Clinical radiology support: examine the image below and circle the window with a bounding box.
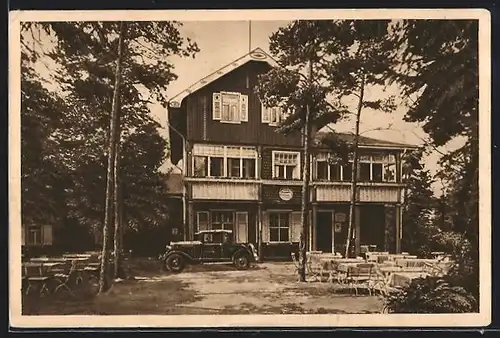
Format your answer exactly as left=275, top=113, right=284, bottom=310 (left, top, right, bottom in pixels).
left=315, top=152, right=396, bottom=182
left=315, top=153, right=351, bottom=181
left=27, top=226, right=41, bottom=245
left=272, top=151, right=300, bottom=179
left=210, top=156, right=224, bottom=177
left=192, top=144, right=257, bottom=179
left=212, top=92, right=248, bottom=123
left=211, top=211, right=234, bottom=232
left=193, top=156, right=208, bottom=177
left=343, top=163, right=353, bottom=181
left=317, top=160, right=328, bottom=180
left=269, top=212, right=290, bottom=242
left=358, top=153, right=397, bottom=182
left=261, top=104, right=286, bottom=126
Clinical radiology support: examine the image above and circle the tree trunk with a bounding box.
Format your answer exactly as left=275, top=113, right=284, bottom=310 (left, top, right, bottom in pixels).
left=298, top=59, right=313, bottom=282
left=99, top=21, right=126, bottom=294
left=298, top=103, right=312, bottom=282
left=345, top=73, right=365, bottom=258
left=113, top=136, right=124, bottom=279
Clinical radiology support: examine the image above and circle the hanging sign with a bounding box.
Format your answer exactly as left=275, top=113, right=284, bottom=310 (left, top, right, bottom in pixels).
left=334, top=223, right=342, bottom=233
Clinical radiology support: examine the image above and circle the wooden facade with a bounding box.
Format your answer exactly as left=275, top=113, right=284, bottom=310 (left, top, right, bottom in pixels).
left=167, top=48, right=418, bottom=259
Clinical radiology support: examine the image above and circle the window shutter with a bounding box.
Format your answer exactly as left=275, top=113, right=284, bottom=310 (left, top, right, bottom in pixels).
left=21, top=226, right=25, bottom=246
left=261, top=103, right=270, bottom=123
left=290, top=212, right=301, bottom=243
left=235, top=212, right=248, bottom=243
left=42, top=225, right=53, bottom=246
left=197, top=211, right=210, bottom=232
left=240, top=94, right=248, bottom=122
left=212, top=93, right=221, bottom=120
left=262, top=212, right=270, bottom=242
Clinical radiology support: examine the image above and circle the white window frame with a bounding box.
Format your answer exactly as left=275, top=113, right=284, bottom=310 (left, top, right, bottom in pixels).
left=261, top=103, right=286, bottom=126
left=358, top=154, right=397, bottom=182
left=268, top=211, right=291, bottom=243
left=315, top=152, right=349, bottom=181
left=192, top=144, right=258, bottom=179
left=213, top=91, right=249, bottom=124
left=272, top=150, right=301, bottom=180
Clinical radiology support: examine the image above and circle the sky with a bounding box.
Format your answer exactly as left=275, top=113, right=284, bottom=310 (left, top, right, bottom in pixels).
left=29, top=20, right=466, bottom=195
left=150, top=21, right=464, bottom=195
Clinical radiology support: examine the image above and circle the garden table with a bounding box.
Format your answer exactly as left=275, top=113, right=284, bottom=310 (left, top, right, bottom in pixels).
left=389, top=271, right=429, bottom=288
left=30, top=257, right=68, bottom=263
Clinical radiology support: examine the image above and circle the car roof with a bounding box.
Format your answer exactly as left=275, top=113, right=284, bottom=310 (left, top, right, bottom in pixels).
left=195, top=229, right=233, bottom=234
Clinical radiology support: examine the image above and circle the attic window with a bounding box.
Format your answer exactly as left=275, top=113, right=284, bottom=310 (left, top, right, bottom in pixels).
left=261, top=105, right=286, bottom=126
left=212, top=92, right=248, bottom=123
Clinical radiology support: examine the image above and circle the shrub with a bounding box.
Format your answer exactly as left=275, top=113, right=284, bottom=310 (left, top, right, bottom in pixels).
left=384, top=276, right=477, bottom=313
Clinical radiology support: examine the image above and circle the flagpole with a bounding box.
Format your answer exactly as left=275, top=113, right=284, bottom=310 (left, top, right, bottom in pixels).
left=248, top=20, right=252, bottom=52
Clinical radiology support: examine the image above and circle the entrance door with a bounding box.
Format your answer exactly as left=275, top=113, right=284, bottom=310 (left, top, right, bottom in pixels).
left=316, top=211, right=334, bottom=253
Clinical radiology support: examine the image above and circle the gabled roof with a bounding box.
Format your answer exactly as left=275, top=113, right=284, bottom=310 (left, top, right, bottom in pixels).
left=168, top=47, right=278, bottom=108
left=314, top=131, right=420, bottom=149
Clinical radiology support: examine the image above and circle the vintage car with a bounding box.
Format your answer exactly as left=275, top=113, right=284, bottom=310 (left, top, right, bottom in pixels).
left=159, top=229, right=259, bottom=273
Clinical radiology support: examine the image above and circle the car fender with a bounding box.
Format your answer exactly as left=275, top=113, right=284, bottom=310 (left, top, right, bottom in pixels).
left=232, top=248, right=253, bottom=262
left=164, top=250, right=195, bottom=263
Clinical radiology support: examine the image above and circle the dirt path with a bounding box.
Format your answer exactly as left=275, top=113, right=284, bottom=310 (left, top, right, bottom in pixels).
left=165, top=262, right=383, bottom=314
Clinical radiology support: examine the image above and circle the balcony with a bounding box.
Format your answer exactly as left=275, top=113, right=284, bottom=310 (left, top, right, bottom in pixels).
left=187, top=178, right=259, bottom=201
left=314, top=182, right=403, bottom=203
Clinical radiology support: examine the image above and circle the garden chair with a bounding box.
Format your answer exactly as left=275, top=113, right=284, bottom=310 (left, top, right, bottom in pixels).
left=345, top=263, right=375, bottom=296
left=422, top=261, right=449, bottom=277
left=325, top=260, right=345, bottom=285
left=376, top=255, right=390, bottom=264
left=370, top=265, right=397, bottom=296
left=306, top=252, right=324, bottom=282
left=290, top=253, right=300, bottom=279
left=24, top=264, right=51, bottom=297
left=52, top=260, right=77, bottom=296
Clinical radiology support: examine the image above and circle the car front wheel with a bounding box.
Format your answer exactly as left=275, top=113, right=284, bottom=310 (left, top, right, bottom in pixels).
left=165, top=254, right=185, bottom=273
left=233, top=254, right=250, bottom=270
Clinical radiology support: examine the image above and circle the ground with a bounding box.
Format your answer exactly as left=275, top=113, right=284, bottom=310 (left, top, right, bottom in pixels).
left=22, top=260, right=384, bottom=315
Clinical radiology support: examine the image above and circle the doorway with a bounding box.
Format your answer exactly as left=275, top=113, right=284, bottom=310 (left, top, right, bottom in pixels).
left=316, top=211, right=334, bottom=253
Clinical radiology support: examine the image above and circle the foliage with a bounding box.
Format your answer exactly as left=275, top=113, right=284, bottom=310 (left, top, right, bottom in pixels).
left=388, top=19, right=479, bottom=304
left=256, top=20, right=396, bottom=138
left=385, top=276, right=478, bottom=313
left=20, top=47, right=71, bottom=228
left=20, top=22, right=198, bottom=238
left=387, top=20, right=478, bottom=146
left=401, top=149, right=437, bottom=256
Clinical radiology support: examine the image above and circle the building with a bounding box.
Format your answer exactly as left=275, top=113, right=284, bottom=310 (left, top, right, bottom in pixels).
left=167, top=48, right=418, bottom=259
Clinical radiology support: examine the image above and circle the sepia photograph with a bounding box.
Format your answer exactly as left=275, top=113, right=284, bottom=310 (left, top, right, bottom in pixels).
left=8, top=9, right=491, bottom=328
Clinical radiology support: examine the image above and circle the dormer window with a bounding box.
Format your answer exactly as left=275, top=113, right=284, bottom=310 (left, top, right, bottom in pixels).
left=212, top=92, right=248, bottom=123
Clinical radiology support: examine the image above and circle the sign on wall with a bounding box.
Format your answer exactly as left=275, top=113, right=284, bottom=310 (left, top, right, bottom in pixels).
left=334, top=223, right=342, bottom=233
left=278, top=188, right=294, bottom=201
left=335, top=213, right=346, bottom=222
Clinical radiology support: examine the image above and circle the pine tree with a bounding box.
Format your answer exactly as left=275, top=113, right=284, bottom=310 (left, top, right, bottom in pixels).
left=387, top=19, right=479, bottom=301
left=256, top=20, right=396, bottom=279
left=21, top=22, right=199, bottom=288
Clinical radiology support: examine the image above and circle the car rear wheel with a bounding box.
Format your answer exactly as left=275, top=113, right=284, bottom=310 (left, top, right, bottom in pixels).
left=233, top=254, right=250, bottom=270
left=165, top=254, right=185, bottom=273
